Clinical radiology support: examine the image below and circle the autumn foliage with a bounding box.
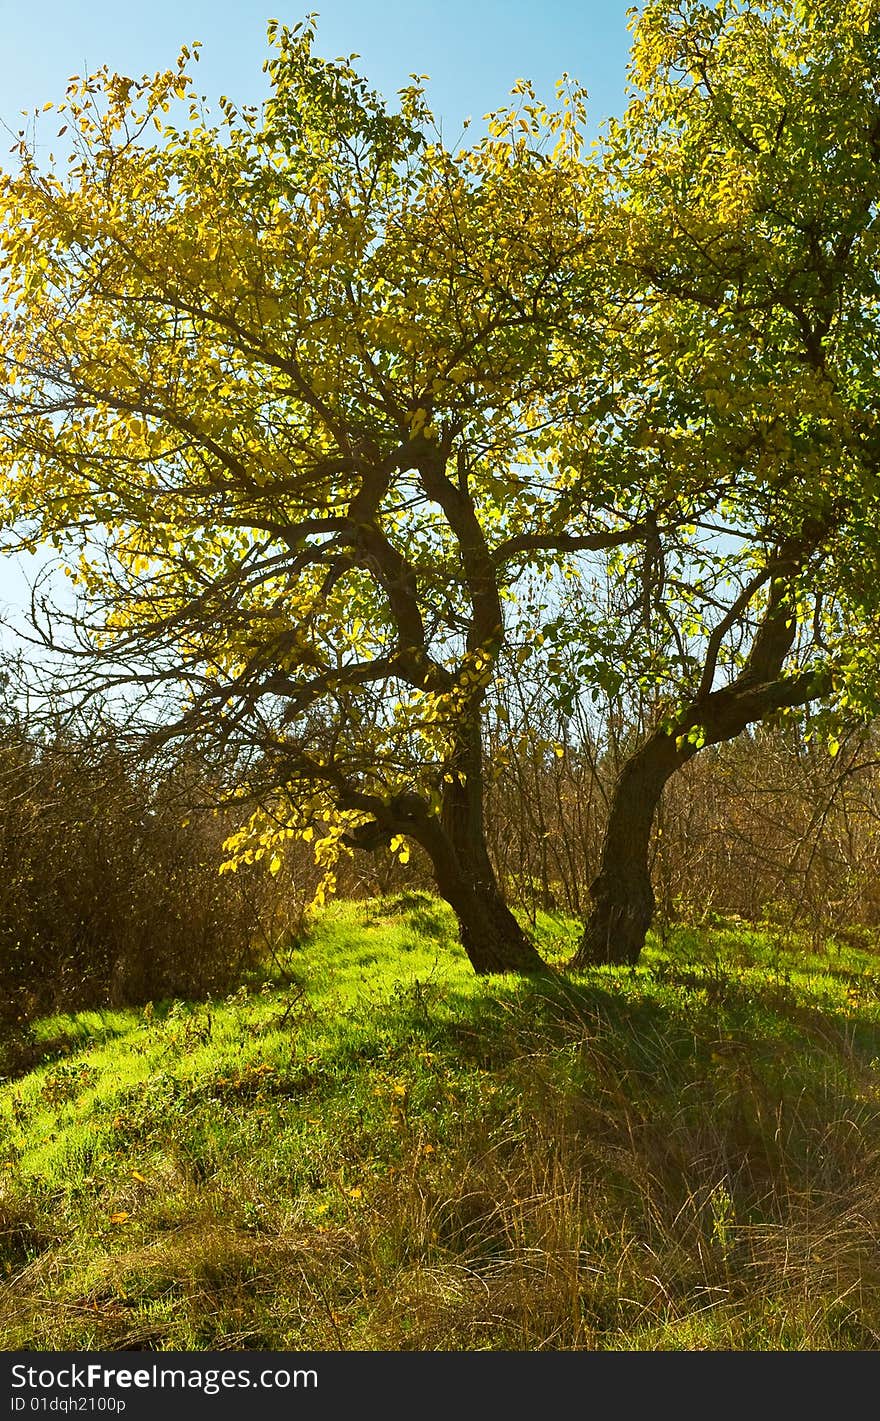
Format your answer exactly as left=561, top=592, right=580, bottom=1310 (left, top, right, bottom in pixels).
left=3, top=0, right=880, bottom=972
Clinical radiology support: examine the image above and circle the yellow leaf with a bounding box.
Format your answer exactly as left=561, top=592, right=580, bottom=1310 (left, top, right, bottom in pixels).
left=389, top=834, right=410, bottom=865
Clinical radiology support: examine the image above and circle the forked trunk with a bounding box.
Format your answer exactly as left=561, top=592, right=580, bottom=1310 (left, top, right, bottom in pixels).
left=570, top=542, right=826, bottom=970
left=423, top=721, right=549, bottom=975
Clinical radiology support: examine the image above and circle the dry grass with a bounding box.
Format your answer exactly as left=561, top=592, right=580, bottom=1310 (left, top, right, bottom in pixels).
left=3, top=900, right=880, bottom=1349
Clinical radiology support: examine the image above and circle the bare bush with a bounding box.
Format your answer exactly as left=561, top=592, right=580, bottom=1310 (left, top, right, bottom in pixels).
left=486, top=676, right=880, bottom=947
left=0, top=729, right=273, bottom=1036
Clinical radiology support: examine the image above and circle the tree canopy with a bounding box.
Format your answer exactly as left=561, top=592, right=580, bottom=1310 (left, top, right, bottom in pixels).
left=565, top=0, right=880, bottom=963
left=2, top=1, right=880, bottom=972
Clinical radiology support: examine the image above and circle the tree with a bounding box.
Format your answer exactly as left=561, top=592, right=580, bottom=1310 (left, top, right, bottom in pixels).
left=565, top=0, right=880, bottom=965
left=0, top=21, right=669, bottom=974
left=7, top=9, right=875, bottom=978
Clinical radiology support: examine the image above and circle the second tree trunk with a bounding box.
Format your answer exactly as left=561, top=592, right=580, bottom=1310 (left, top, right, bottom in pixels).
left=571, top=730, right=692, bottom=969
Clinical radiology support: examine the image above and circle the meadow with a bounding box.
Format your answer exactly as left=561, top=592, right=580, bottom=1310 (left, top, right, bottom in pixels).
left=3, top=894, right=880, bottom=1351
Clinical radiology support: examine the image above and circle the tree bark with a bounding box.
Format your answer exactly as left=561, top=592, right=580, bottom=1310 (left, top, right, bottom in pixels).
left=571, top=730, right=692, bottom=968
left=430, top=844, right=548, bottom=974
left=342, top=718, right=549, bottom=974
left=420, top=720, right=549, bottom=974
left=404, top=448, right=549, bottom=973
left=570, top=571, right=826, bottom=970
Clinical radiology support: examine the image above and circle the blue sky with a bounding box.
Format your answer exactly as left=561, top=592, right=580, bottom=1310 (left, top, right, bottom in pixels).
left=0, top=0, right=635, bottom=633
left=2, top=1, right=634, bottom=137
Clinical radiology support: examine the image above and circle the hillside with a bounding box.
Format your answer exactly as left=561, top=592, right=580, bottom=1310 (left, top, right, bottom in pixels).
left=2, top=896, right=880, bottom=1350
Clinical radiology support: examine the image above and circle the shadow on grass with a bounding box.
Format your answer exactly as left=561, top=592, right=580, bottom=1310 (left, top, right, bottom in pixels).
left=7, top=915, right=880, bottom=1350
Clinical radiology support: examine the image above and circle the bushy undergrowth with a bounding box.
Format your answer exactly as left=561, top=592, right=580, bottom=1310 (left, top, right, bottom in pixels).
left=0, top=728, right=437, bottom=1076
left=0, top=735, right=276, bottom=1066
left=2, top=896, right=880, bottom=1350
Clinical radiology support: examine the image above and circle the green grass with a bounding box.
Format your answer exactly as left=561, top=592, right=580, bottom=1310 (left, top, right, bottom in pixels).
left=3, top=892, right=880, bottom=1349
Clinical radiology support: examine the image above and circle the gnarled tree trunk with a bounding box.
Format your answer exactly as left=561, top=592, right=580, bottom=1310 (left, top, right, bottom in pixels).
left=344, top=716, right=549, bottom=974
left=421, top=719, right=549, bottom=974
left=570, top=555, right=826, bottom=971
left=431, top=845, right=547, bottom=974
left=572, top=729, right=692, bottom=968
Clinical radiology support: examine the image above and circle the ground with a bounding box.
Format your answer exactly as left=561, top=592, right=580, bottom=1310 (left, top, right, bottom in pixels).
left=2, top=895, right=880, bottom=1350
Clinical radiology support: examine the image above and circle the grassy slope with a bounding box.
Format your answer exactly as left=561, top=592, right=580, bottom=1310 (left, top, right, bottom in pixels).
left=3, top=893, right=880, bottom=1350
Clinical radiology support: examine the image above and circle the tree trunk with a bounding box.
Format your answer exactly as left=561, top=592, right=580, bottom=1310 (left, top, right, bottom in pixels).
left=421, top=720, right=549, bottom=975
left=434, top=854, right=548, bottom=974
left=570, top=535, right=829, bottom=972
left=570, top=730, right=691, bottom=969
left=341, top=722, right=548, bottom=974
left=570, top=637, right=822, bottom=970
